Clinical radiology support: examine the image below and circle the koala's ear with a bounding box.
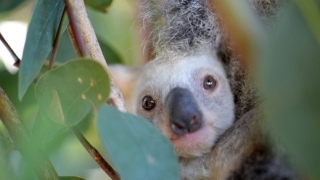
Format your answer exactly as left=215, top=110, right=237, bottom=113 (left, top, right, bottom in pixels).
left=109, top=64, right=143, bottom=112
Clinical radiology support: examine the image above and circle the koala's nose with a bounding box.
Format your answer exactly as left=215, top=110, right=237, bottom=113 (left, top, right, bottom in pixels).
left=165, top=87, right=203, bottom=136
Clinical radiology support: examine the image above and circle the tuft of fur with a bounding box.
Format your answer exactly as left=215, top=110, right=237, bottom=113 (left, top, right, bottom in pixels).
left=141, top=0, right=221, bottom=59
left=217, top=47, right=259, bottom=120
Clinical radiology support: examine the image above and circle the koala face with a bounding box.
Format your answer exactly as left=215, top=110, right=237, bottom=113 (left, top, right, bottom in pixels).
left=132, top=52, right=235, bottom=158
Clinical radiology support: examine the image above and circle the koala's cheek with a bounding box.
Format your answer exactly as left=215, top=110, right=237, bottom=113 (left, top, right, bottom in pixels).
left=157, top=121, right=174, bottom=139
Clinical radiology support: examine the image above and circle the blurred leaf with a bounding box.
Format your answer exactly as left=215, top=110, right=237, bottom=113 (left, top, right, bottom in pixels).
left=98, top=105, right=179, bottom=180
left=87, top=4, right=143, bottom=65
left=0, top=129, right=16, bottom=180
left=0, top=0, right=25, bottom=13
left=35, top=59, right=110, bottom=126
left=59, top=176, right=85, bottom=180
left=98, top=37, right=123, bottom=64
left=261, top=2, right=320, bottom=179
left=19, top=0, right=66, bottom=100
left=0, top=65, right=37, bottom=127
left=84, top=0, right=112, bottom=13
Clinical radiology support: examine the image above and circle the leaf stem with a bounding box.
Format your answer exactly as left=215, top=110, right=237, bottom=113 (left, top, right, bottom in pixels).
left=0, top=87, right=59, bottom=180
left=0, top=33, right=21, bottom=68
left=70, top=127, right=119, bottom=180
left=49, top=7, right=67, bottom=70
left=64, top=0, right=90, bottom=57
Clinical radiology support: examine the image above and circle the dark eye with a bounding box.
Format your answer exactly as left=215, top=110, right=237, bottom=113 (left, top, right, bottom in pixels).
left=142, top=96, right=156, bottom=110
left=203, top=75, right=217, bottom=90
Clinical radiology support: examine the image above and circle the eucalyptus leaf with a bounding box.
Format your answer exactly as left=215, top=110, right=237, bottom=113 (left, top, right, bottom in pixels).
left=84, top=0, right=112, bottom=13
left=19, top=0, right=66, bottom=100
left=98, top=105, right=179, bottom=180
left=35, top=59, right=110, bottom=126
left=261, top=3, right=320, bottom=178
left=0, top=0, right=25, bottom=13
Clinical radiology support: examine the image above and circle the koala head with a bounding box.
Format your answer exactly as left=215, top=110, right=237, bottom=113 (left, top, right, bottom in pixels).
left=110, top=52, right=235, bottom=158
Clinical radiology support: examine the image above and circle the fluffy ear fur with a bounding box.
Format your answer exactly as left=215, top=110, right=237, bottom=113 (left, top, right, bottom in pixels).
left=109, top=65, right=143, bottom=112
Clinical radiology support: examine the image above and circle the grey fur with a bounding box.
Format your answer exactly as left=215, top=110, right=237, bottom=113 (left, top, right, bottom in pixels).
left=141, top=0, right=220, bottom=58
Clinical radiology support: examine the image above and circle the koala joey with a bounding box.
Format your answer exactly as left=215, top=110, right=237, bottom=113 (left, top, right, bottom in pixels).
left=110, top=49, right=235, bottom=180
left=132, top=52, right=234, bottom=159
left=110, top=0, right=295, bottom=179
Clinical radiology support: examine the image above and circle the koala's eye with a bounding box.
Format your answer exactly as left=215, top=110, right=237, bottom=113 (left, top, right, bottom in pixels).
left=203, top=75, right=217, bottom=90
left=142, top=96, right=156, bottom=110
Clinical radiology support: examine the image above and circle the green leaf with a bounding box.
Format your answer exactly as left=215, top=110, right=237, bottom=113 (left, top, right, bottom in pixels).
left=260, top=3, right=320, bottom=179
left=59, top=176, right=85, bottom=180
left=97, top=105, right=179, bottom=180
left=0, top=0, right=25, bottom=13
left=35, top=59, right=110, bottom=126
left=98, top=37, right=123, bottom=64
left=84, top=0, right=112, bottom=13
left=19, top=0, right=66, bottom=100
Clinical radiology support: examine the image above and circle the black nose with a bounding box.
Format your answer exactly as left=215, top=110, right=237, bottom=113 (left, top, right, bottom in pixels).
left=165, top=87, right=203, bottom=136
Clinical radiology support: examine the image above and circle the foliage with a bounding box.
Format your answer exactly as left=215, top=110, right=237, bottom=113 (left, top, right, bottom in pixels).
left=19, top=0, right=66, bottom=100
left=35, top=59, right=110, bottom=127
left=33, top=59, right=111, bottom=146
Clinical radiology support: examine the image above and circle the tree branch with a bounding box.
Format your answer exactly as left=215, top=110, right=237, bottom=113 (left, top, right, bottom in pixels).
left=0, top=33, right=21, bottom=68
left=70, top=127, right=119, bottom=180
left=65, top=1, right=90, bottom=57
left=49, top=8, right=67, bottom=70
left=0, top=87, right=59, bottom=180
left=64, top=0, right=126, bottom=112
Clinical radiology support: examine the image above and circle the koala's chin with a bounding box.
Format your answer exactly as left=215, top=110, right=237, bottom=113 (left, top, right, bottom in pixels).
left=171, top=123, right=218, bottom=158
